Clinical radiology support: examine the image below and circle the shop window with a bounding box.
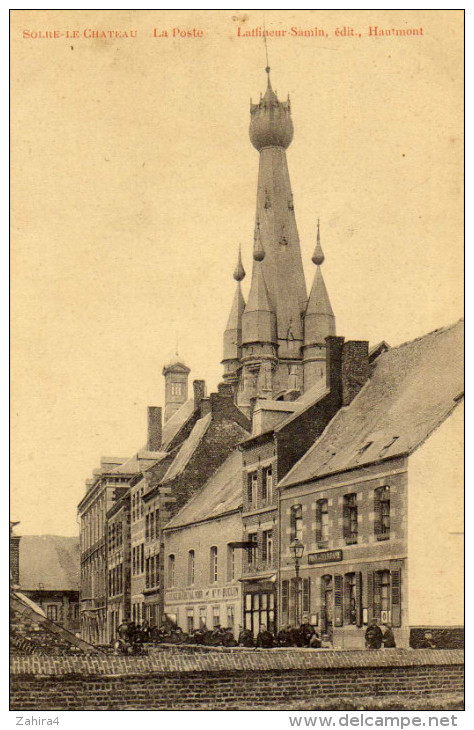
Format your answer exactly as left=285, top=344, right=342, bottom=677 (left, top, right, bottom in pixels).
left=262, top=465, right=273, bottom=503
left=168, top=554, right=175, bottom=587
left=262, top=529, right=273, bottom=567
left=210, top=546, right=218, bottom=584
left=247, top=471, right=258, bottom=506
left=316, top=499, right=329, bottom=545
left=290, top=504, right=303, bottom=542
left=188, top=550, right=195, bottom=586
left=343, top=493, right=358, bottom=544
left=374, top=486, right=390, bottom=540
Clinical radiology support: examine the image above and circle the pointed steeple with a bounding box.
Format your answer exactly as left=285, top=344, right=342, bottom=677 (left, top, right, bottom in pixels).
left=222, top=248, right=246, bottom=365
left=304, top=221, right=335, bottom=346
left=242, top=260, right=276, bottom=345
left=248, top=69, right=307, bottom=358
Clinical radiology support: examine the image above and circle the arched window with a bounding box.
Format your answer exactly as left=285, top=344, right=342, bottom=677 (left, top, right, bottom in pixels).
left=210, top=546, right=218, bottom=584
left=168, top=554, right=175, bottom=587
left=188, top=550, right=195, bottom=586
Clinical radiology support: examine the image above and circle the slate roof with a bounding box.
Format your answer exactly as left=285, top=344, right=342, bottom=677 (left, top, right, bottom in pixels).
left=280, top=320, right=464, bottom=488
left=161, top=398, right=195, bottom=450
left=19, top=535, right=80, bottom=591
left=162, top=413, right=212, bottom=483
left=164, top=449, right=242, bottom=530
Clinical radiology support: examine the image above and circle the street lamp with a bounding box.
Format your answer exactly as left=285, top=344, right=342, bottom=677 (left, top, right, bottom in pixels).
left=290, top=538, right=305, bottom=627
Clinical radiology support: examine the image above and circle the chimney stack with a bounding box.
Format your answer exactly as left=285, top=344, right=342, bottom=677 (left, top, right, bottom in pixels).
left=193, top=379, right=206, bottom=411
left=341, top=340, right=370, bottom=405
left=147, top=406, right=162, bottom=451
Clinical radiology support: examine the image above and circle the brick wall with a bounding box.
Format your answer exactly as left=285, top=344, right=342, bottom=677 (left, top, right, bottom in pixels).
left=10, top=649, right=463, bottom=710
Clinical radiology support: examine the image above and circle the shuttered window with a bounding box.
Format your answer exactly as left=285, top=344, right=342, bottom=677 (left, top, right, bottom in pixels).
left=370, top=568, right=402, bottom=627
left=281, top=580, right=289, bottom=626
left=302, top=578, right=311, bottom=615
left=391, top=568, right=402, bottom=627
left=344, top=572, right=362, bottom=626
left=334, top=574, right=343, bottom=626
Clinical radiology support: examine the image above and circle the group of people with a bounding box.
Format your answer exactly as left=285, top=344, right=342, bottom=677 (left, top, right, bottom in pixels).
left=240, top=620, right=332, bottom=649
left=364, top=619, right=396, bottom=649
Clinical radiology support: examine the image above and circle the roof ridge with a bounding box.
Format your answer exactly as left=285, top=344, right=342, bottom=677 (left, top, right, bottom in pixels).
left=385, top=318, right=464, bottom=355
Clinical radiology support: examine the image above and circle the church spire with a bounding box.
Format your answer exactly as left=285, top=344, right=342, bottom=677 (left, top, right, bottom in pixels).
left=248, top=68, right=307, bottom=364
left=222, top=247, right=246, bottom=383
left=303, top=221, right=336, bottom=390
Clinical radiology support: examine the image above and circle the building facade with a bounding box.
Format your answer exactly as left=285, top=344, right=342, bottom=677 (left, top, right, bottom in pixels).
left=279, top=320, right=464, bottom=649
left=163, top=451, right=244, bottom=636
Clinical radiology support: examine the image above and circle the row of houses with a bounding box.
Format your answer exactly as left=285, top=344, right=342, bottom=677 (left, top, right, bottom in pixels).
left=78, top=319, right=463, bottom=650
left=77, top=67, right=463, bottom=650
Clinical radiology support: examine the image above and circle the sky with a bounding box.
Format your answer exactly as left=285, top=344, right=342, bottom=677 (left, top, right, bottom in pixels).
left=10, top=9, right=463, bottom=535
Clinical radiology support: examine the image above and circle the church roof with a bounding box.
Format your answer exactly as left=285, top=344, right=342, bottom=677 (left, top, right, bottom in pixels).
left=164, top=449, right=242, bottom=530
left=280, top=319, right=464, bottom=488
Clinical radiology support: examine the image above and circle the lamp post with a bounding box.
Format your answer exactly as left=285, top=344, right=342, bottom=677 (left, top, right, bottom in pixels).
left=290, top=538, right=305, bottom=627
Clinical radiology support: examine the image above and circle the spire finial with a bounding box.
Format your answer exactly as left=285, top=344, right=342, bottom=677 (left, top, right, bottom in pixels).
left=312, top=218, right=325, bottom=265
left=253, top=220, right=265, bottom=261
left=233, top=245, right=246, bottom=281
left=263, top=20, right=272, bottom=88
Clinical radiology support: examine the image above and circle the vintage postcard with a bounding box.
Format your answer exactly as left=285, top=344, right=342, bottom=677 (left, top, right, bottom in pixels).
left=10, top=8, right=464, bottom=715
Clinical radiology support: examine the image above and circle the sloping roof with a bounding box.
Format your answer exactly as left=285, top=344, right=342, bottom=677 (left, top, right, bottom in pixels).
left=19, top=536, right=80, bottom=591
left=280, top=320, right=464, bottom=488
left=161, top=398, right=195, bottom=450
left=162, top=413, right=212, bottom=483
left=165, top=449, right=242, bottom=529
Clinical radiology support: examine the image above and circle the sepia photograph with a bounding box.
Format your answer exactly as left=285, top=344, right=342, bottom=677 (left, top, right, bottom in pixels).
left=10, top=8, right=464, bottom=715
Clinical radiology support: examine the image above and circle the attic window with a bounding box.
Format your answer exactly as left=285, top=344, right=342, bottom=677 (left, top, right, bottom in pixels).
left=379, top=436, right=399, bottom=457
left=358, top=442, right=373, bottom=456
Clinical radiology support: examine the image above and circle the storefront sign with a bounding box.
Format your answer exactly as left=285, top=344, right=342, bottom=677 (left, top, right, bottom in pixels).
left=166, top=585, right=240, bottom=603
left=308, top=549, right=343, bottom=565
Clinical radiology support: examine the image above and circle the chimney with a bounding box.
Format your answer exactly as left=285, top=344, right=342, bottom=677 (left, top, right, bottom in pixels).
left=325, top=335, right=345, bottom=398
left=193, top=379, right=206, bottom=411
left=200, top=397, right=212, bottom=418
left=147, top=406, right=162, bottom=451
left=341, top=340, right=370, bottom=406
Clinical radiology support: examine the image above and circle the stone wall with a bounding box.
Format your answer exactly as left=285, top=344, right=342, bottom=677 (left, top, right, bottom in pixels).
left=10, top=648, right=463, bottom=711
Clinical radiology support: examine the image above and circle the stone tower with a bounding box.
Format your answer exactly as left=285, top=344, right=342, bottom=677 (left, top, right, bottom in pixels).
left=222, top=68, right=336, bottom=412
left=162, top=357, right=190, bottom=422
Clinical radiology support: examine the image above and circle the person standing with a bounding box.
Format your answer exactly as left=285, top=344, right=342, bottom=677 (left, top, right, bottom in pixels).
left=365, top=618, right=383, bottom=649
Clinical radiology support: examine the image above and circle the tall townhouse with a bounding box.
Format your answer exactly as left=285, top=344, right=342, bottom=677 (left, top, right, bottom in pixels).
left=279, top=320, right=464, bottom=649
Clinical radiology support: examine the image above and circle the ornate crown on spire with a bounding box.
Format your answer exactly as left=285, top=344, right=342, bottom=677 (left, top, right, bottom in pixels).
left=249, top=67, right=293, bottom=151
